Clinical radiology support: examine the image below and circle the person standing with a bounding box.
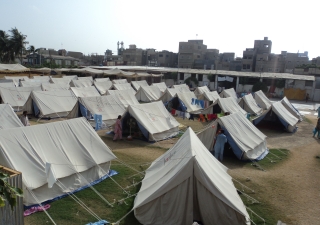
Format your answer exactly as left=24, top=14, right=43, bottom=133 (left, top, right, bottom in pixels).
left=113, top=115, right=123, bottom=141
left=316, top=106, right=320, bottom=118
left=213, top=130, right=227, bottom=162
left=313, top=118, right=320, bottom=139
left=20, top=111, right=30, bottom=126
left=306, top=93, right=309, bottom=102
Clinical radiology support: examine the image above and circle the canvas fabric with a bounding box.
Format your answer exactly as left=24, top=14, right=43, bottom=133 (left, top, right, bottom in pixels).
left=239, top=94, right=263, bottom=115
left=172, top=84, right=190, bottom=92
left=218, top=97, right=247, bottom=116
left=199, top=91, right=220, bottom=102
left=135, top=86, right=162, bottom=102
left=281, top=97, right=302, bottom=121
left=112, top=79, right=128, bottom=84
left=93, top=80, right=113, bottom=95
left=41, top=83, right=70, bottom=91
left=194, top=86, right=210, bottom=96
left=220, top=88, right=238, bottom=101
left=133, top=128, right=250, bottom=225
left=71, top=86, right=100, bottom=98
left=131, top=80, right=149, bottom=91
left=71, top=79, right=93, bottom=88
left=106, top=89, right=139, bottom=107
left=151, top=82, right=167, bottom=93
left=254, top=90, right=271, bottom=110
left=0, top=104, right=24, bottom=129
left=0, top=118, right=116, bottom=206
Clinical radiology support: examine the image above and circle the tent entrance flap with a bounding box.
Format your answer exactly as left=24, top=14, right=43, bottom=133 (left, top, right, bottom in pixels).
left=121, top=113, right=149, bottom=141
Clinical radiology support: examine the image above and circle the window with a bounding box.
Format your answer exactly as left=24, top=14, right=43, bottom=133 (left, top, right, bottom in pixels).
left=181, top=56, right=184, bottom=59
left=242, top=64, right=251, bottom=70
left=276, top=68, right=279, bottom=72
left=180, top=73, right=184, bottom=80
left=268, top=68, right=273, bottom=72
left=159, top=54, right=163, bottom=57
left=304, top=68, right=309, bottom=72
left=198, top=46, right=201, bottom=49
left=264, top=44, right=269, bottom=48
left=305, top=80, right=313, bottom=87
left=65, top=60, right=71, bottom=66
left=197, top=55, right=200, bottom=58
left=248, top=56, right=252, bottom=59
left=247, top=65, right=250, bottom=69
left=74, top=61, right=78, bottom=66
left=126, top=55, right=130, bottom=58
left=191, top=74, right=196, bottom=79
left=166, top=55, right=169, bottom=58
left=180, top=46, right=183, bottom=49
left=198, top=74, right=203, bottom=81
left=243, top=56, right=247, bottom=59
left=55, top=60, right=61, bottom=65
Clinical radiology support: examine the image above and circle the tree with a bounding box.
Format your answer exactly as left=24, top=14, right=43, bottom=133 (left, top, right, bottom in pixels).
left=9, top=27, right=27, bottom=64
left=252, top=81, right=268, bottom=93
left=0, top=30, right=14, bottom=63
left=0, top=167, right=23, bottom=210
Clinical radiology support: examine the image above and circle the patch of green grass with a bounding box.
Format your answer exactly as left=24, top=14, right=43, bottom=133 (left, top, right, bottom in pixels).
left=25, top=165, right=143, bottom=225
left=303, top=116, right=312, bottom=124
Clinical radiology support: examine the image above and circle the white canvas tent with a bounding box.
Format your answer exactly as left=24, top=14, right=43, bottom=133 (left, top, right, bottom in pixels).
left=112, top=83, right=136, bottom=93
left=158, top=88, right=181, bottom=102
left=218, top=97, right=247, bottom=116
left=95, top=78, right=110, bottom=82
left=238, top=93, right=263, bottom=115
left=0, top=86, right=41, bottom=112
left=78, top=95, right=127, bottom=126
left=0, top=64, right=29, bottom=73
left=198, top=91, right=220, bottom=102
left=172, top=84, right=190, bottom=92
left=254, top=90, right=271, bottom=110
left=78, top=76, right=93, bottom=81
left=106, top=89, right=139, bottom=107
left=25, top=90, right=78, bottom=118
left=62, top=75, right=78, bottom=80
left=123, top=101, right=179, bottom=141
left=131, top=80, right=149, bottom=91
left=281, top=97, right=302, bottom=121
left=174, top=92, right=203, bottom=113
left=71, top=79, right=93, bottom=88
left=0, top=118, right=117, bottom=206
left=4, top=76, right=29, bottom=86
left=50, top=78, right=72, bottom=85
left=194, top=85, right=210, bottom=96
left=70, top=86, right=100, bottom=98
left=112, top=79, right=128, bottom=84
left=0, top=104, right=24, bottom=129
left=41, top=83, right=70, bottom=91
left=133, top=127, right=250, bottom=225
left=32, top=76, right=51, bottom=81
left=20, top=80, right=47, bottom=87
left=135, top=86, right=162, bottom=102
left=93, top=80, right=113, bottom=95
left=0, top=80, right=15, bottom=88
left=151, top=82, right=167, bottom=93
left=218, top=112, right=268, bottom=160
left=220, top=88, right=238, bottom=101
left=253, top=102, right=298, bottom=133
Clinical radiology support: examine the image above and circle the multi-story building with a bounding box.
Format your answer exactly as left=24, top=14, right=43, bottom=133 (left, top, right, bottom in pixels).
left=67, top=51, right=83, bottom=59
left=178, top=40, right=207, bottom=68
left=156, top=50, right=177, bottom=67
left=122, top=45, right=145, bottom=66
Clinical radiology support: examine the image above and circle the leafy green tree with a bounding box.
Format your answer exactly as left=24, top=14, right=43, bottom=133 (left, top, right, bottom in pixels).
left=9, top=27, right=27, bottom=64
left=0, top=30, right=14, bottom=63
left=252, top=81, right=268, bottom=93
left=0, top=168, right=23, bottom=210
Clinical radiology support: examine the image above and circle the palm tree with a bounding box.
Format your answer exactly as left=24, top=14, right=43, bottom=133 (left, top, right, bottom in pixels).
left=0, top=30, right=14, bottom=63
left=8, top=27, right=27, bottom=64
left=27, top=45, right=36, bottom=65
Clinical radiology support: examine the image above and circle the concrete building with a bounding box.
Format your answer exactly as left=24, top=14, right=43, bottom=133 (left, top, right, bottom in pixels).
left=67, top=51, right=83, bottom=59
left=156, top=50, right=177, bottom=67
left=27, top=53, right=79, bottom=67
left=178, top=40, right=207, bottom=68
left=122, top=45, right=145, bottom=66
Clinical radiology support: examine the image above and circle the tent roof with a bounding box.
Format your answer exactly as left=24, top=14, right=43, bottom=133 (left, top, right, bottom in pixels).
left=218, top=97, right=247, bottom=116
left=30, top=90, right=78, bottom=117
left=135, top=85, right=162, bottom=102
left=71, top=79, right=93, bottom=88
left=240, top=93, right=263, bottom=115
left=131, top=80, right=149, bottom=91
left=176, top=92, right=203, bottom=113
left=0, top=64, right=30, bottom=73
left=112, top=79, right=128, bottom=84
left=94, top=80, right=113, bottom=95
left=272, top=101, right=299, bottom=126
left=71, top=86, right=100, bottom=98
left=173, top=84, right=190, bottom=92
left=127, top=101, right=179, bottom=138
left=0, top=86, right=41, bottom=108
left=0, top=118, right=116, bottom=205
left=220, top=88, right=238, bottom=101
left=151, top=82, right=167, bottom=92
left=218, top=112, right=267, bottom=159
left=79, top=95, right=126, bottom=123
left=41, top=83, right=70, bottom=91
left=254, top=90, right=271, bottom=110
left=194, top=86, right=210, bottom=96
left=50, top=78, right=71, bottom=85
left=106, top=89, right=139, bottom=107
left=95, top=78, right=110, bottom=82
left=0, top=104, right=24, bottom=129
left=112, top=83, right=136, bottom=93
left=281, top=97, right=302, bottom=121
left=201, top=91, right=220, bottom=102
left=134, top=127, right=249, bottom=223
left=62, top=75, right=78, bottom=80
left=70, top=67, right=104, bottom=74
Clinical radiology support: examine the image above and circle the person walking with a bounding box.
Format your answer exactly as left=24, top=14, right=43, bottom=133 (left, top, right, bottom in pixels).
left=313, top=118, right=320, bottom=139
left=20, top=111, right=30, bottom=126
left=113, top=115, right=123, bottom=141
left=213, top=130, right=227, bottom=162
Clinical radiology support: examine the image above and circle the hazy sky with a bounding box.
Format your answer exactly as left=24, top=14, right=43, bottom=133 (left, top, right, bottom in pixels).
left=1, top=0, right=319, bottom=58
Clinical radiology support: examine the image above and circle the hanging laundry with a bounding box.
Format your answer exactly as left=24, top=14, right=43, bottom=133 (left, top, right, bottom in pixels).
left=199, top=100, right=205, bottom=108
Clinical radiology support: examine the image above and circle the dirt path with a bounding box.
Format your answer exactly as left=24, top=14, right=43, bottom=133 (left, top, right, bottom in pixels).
left=228, top=117, right=320, bottom=225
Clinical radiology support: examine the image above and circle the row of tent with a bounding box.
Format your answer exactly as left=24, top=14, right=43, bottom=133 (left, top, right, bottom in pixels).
left=0, top=112, right=251, bottom=224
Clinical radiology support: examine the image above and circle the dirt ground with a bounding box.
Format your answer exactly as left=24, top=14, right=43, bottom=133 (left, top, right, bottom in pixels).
left=28, top=113, right=320, bottom=224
